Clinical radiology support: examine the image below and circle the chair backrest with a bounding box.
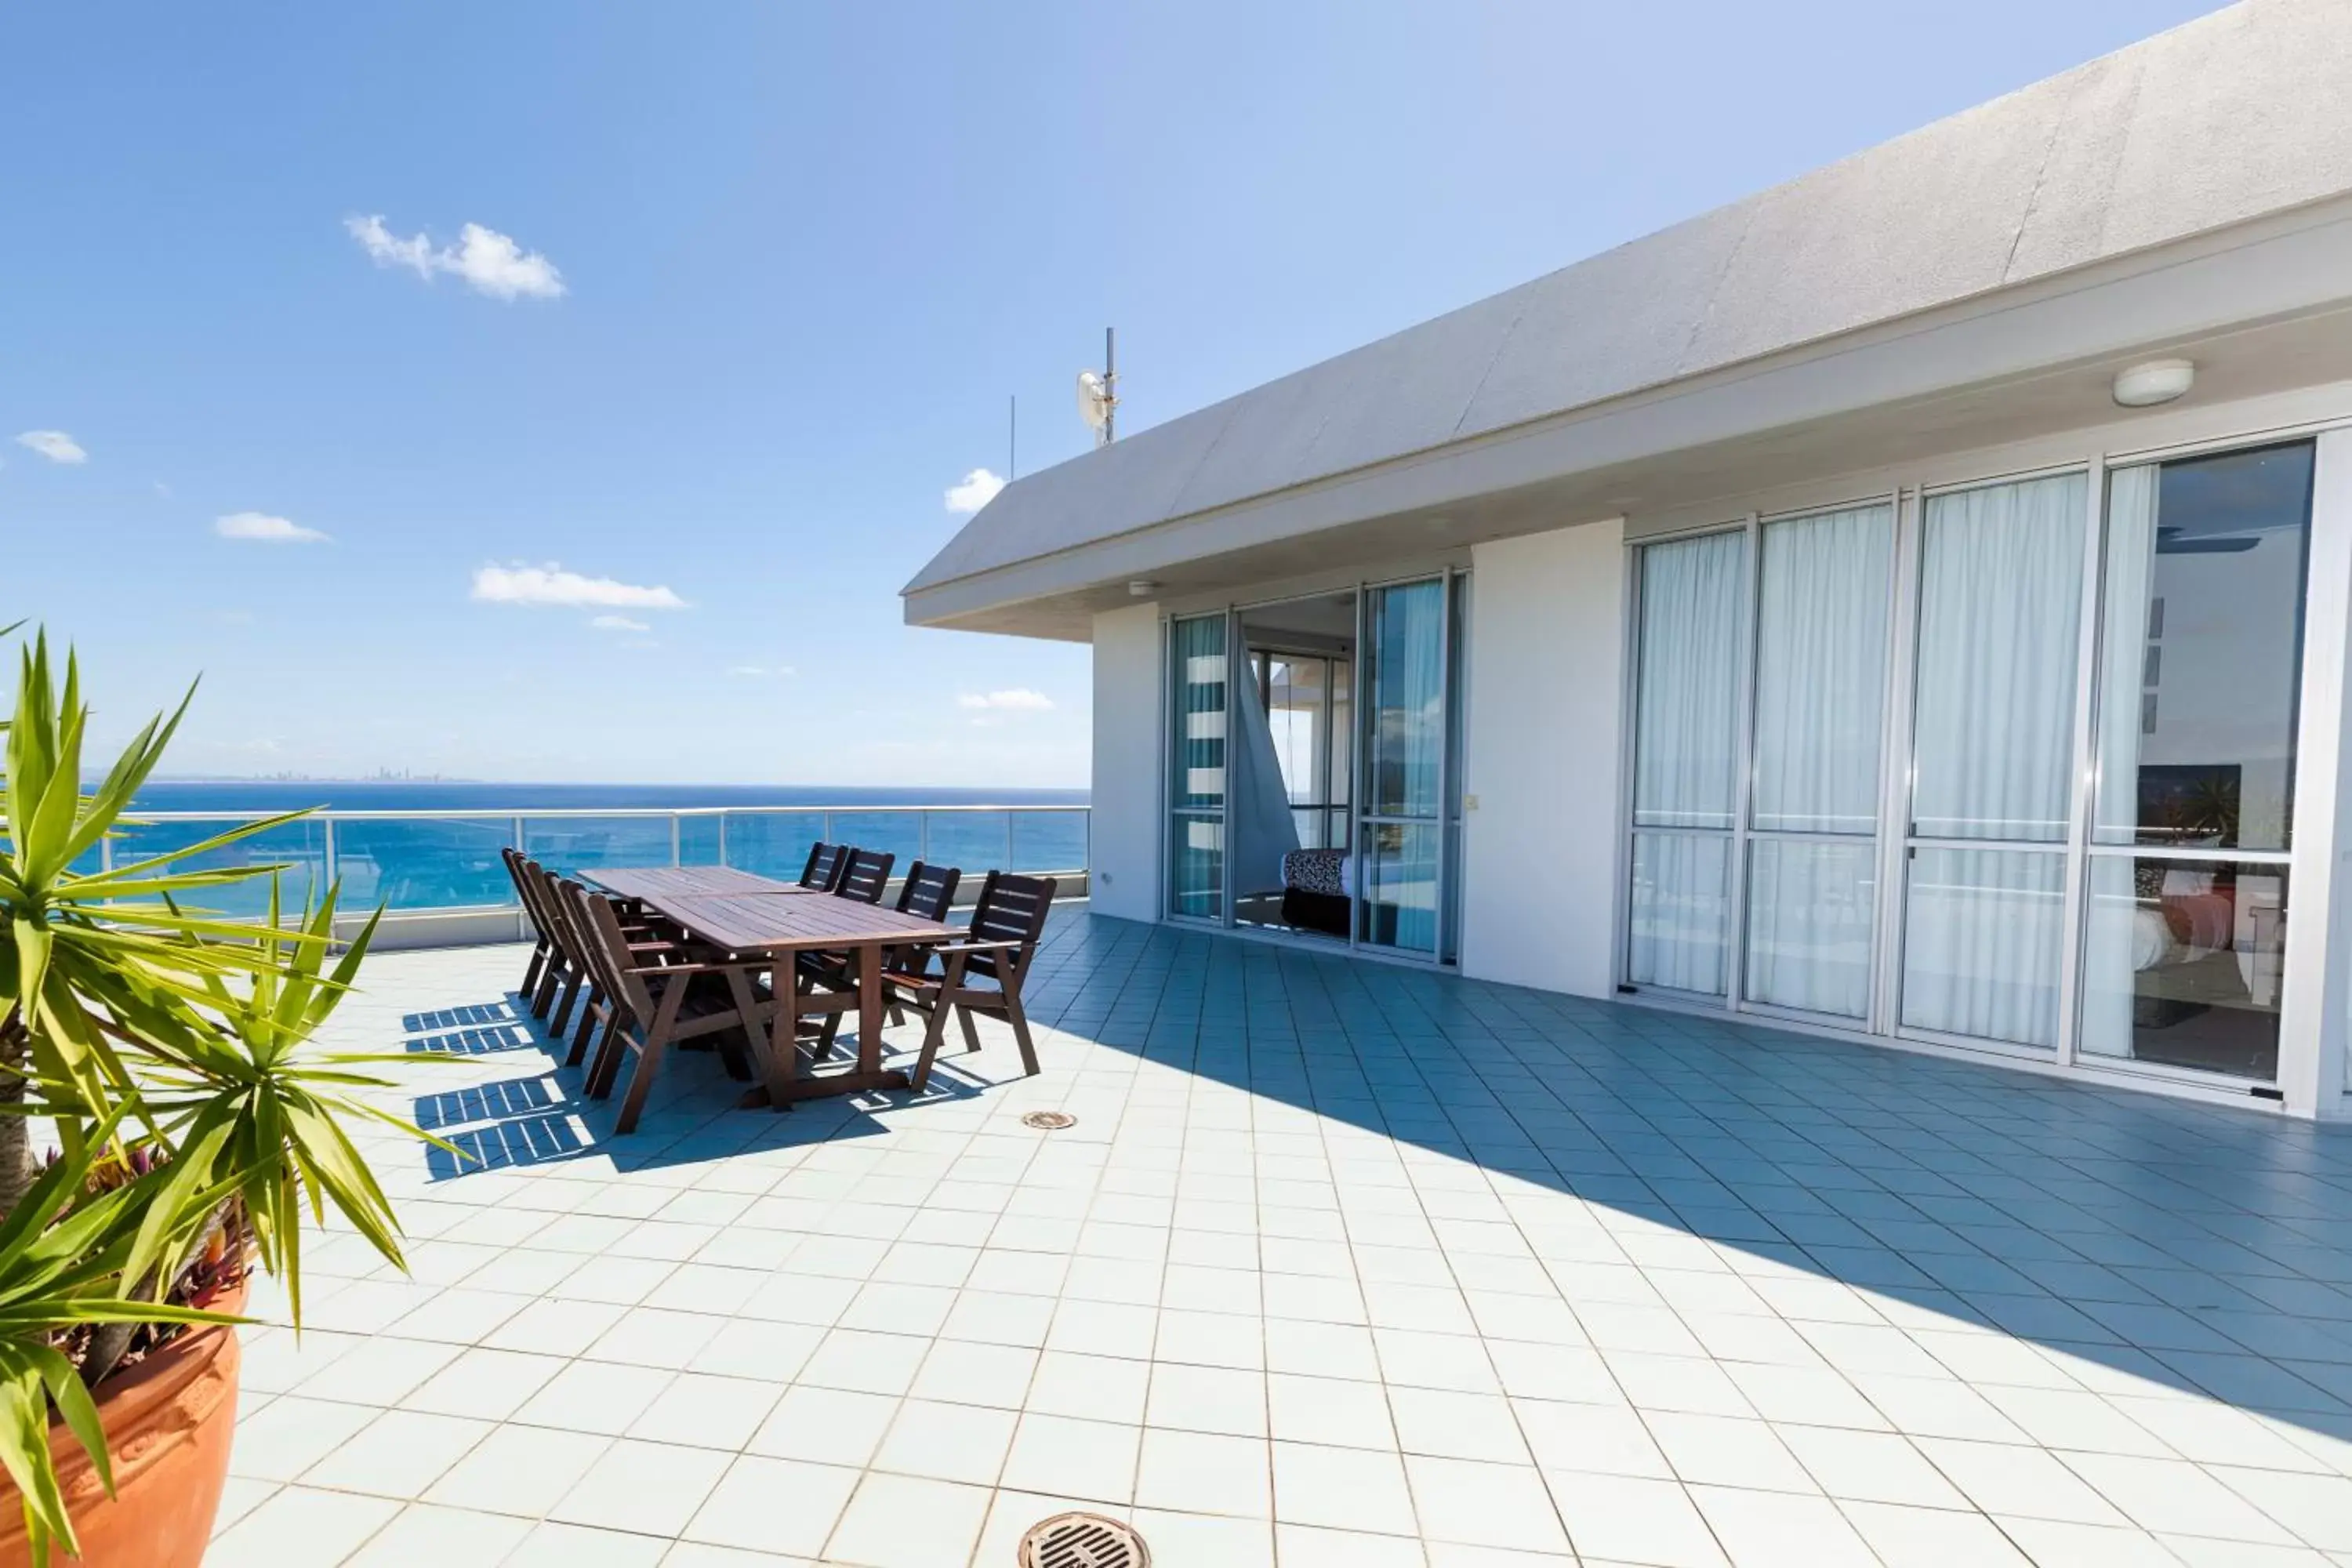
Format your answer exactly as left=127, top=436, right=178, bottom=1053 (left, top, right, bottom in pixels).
left=530, top=864, right=591, bottom=970
left=966, top=871, right=1058, bottom=983
left=563, top=880, right=657, bottom=1028
left=504, top=850, right=554, bottom=942
left=799, top=841, right=844, bottom=891
left=833, top=847, right=895, bottom=905
left=895, top=861, right=961, bottom=922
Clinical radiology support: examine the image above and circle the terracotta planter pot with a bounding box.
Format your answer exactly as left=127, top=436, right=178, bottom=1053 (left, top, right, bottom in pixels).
left=0, top=1288, right=245, bottom=1568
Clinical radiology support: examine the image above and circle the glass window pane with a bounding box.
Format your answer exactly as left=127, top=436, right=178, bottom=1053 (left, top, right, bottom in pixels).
left=1169, top=814, right=1223, bottom=919
left=828, top=811, right=925, bottom=871
left=678, top=815, right=722, bottom=866
left=1010, top=811, right=1089, bottom=873
left=2082, top=856, right=2285, bottom=1080
left=1900, top=848, right=2065, bottom=1047
left=1628, top=833, right=1730, bottom=996
left=1633, top=532, right=1746, bottom=829
left=521, top=815, right=672, bottom=877
left=1358, top=820, right=1439, bottom=953
left=1364, top=580, right=1446, bottom=818
left=1744, top=840, right=1875, bottom=1018
left=1266, top=657, right=1327, bottom=805
left=1911, top=474, right=2086, bottom=841
left=1752, top=505, right=1891, bottom=833
left=110, top=817, right=328, bottom=922
left=2093, top=444, right=2314, bottom=852
left=336, top=817, right=513, bottom=910
left=718, top=811, right=826, bottom=879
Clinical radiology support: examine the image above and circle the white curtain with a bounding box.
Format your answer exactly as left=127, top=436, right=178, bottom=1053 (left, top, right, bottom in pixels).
left=1746, top=840, right=1875, bottom=1017
left=1634, top=533, right=1746, bottom=829
left=1902, top=474, right=2084, bottom=1047
left=1910, top=473, right=2086, bottom=841
left=1901, top=848, right=2066, bottom=1047
left=2092, top=465, right=2159, bottom=842
left=1629, top=833, right=1728, bottom=994
left=1228, top=654, right=1303, bottom=896
left=1751, top=506, right=1891, bottom=833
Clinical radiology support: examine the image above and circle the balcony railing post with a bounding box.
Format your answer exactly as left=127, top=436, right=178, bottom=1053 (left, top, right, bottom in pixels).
left=718, top=812, right=730, bottom=868
left=321, top=818, right=338, bottom=903
left=670, top=813, right=682, bottom=867
left=919, top=810, right=931, bottom=866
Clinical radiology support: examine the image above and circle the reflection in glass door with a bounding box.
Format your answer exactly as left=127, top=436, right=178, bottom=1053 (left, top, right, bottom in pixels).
left=1357, top=575, right=1465, bottom=956
left=1167, top=613, right=1229, bottom=920
left=2078, top=442, right=2313, bottom=1080
left=1899, top=472, right=2087, bottom=1049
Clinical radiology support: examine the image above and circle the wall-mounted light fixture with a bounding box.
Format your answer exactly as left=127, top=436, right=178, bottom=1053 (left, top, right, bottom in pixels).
left=2113, top=358, right=2195, bottom=408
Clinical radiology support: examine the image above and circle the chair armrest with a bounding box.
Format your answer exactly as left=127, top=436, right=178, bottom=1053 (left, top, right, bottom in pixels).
left=931, top=938, right=1024, bottom=956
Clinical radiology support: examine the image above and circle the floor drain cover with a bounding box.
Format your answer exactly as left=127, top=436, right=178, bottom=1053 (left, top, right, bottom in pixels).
left=1016, top=1511, right=1148, bottom=1567
left=1021, top=1110, right=1077, bottom=1131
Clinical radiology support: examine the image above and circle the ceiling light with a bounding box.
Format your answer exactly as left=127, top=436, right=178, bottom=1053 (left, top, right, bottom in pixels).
left=1127, top=579, right=1158, bottom=597
left=2113, top=359, right=2194, bottom=408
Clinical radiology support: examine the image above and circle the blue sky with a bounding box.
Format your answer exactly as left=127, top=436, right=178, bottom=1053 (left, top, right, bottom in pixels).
left=3, top=0, right=2214, bottom=788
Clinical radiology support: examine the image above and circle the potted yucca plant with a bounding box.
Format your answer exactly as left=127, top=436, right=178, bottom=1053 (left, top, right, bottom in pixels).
left=0, top=631, right=432, bottom=1566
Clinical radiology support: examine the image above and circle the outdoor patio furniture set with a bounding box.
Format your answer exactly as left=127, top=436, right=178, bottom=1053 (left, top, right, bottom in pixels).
left=498, top=843, right=1056, bottom=1131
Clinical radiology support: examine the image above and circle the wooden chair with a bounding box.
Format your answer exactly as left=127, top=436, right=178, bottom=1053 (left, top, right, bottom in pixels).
left=503, top=848, right=561, bottom=1004
left=799, top=841, right=846, bottom=891
left=563, top=883, right=773, bottom=1134
left=831, top=847, right=895, bottom=905
left=530, top=865, right=681, bottom=1065
left=885, top=871, right=1058, bottom=1091
left=808, top=861, right=960, bottom=1055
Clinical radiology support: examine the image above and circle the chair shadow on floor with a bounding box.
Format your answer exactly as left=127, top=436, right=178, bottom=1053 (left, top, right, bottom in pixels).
left=400, top=985, right=991, bottom=1182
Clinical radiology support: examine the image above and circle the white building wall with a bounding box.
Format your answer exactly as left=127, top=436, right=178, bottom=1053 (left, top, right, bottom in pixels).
left=1089, top=602, right=1162, bottom=922
left=1460, top=520, right=1625, bottom=996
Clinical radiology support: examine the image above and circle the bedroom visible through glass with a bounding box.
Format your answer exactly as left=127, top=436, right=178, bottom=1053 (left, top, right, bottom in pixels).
left=2078, top=440, right=2313, bottom=1080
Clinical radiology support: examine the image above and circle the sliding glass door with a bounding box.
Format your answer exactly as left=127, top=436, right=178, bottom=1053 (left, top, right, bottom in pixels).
left=1358, top=578, right=1452, bottom=955
left=1167, top=573, right=1468, bottom=962
left=2078, top=442, right=2313, bottom=1080
left=1625, top=531, right=1745, bottom=994
left=1898, top=473, right=2087, bottom=1051
left=1744, top=503, right=1892, bottom=1018
left=1621, top=436, right=2321, bottom=1091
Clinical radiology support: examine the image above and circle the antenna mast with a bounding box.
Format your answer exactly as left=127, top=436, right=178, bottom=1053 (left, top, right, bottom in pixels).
left=1102, top=327, right=1116, bottom=445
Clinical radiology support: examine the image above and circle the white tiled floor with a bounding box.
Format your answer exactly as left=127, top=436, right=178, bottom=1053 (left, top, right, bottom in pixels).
left=205, top=915, right=2352, bottom=1566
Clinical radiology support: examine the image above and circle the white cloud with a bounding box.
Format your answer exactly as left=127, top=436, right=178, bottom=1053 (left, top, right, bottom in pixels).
left=14, top=430, right=86, bottom=464
left=945, top=468, right=1006, bottom=514
left=727, top=664, right=796, bottom=678
left=590, top=614, right=650, bottom=633
left=216, top=510, right=329, bottom=543
left=471, top=562, right=687, bottom=609
left=957, top=688, right=1054, bottom=712
left=345, top=214, right=566, bottom=301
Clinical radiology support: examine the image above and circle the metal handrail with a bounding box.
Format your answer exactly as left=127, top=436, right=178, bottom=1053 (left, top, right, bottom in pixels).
left=126, top=803, right=1085, bottom=822
left=109, top=804, right=1091, bottom=922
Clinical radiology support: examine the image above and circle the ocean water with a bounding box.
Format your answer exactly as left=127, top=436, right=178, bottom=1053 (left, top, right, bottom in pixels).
left=103, top=782, right=1091, bottom=919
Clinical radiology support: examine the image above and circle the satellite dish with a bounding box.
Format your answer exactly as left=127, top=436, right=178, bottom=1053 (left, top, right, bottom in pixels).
left=1076, top=369, right=1112, bottom=433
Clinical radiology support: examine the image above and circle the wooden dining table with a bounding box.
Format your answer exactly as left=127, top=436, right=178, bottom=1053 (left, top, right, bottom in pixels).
left=586, top=865, right=809, bottom=902
left=632, top=890, right=958, bottom=1105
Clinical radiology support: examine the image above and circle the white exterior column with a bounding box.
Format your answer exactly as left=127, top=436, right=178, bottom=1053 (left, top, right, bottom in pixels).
left=1089, top=601, right=1163, bottom=922
left=1459, top=519, right=1625, bottom=996
left=2281, top=430, right=2352, bottom=1118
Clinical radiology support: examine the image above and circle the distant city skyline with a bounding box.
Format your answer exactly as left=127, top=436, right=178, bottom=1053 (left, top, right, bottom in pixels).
left=3, top=0, right=2218, bottom=785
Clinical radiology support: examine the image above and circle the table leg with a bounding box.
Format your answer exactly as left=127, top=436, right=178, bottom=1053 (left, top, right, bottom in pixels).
left=856, top=942, right=884, bottom=1073
left=736, top=956, right=806, bottom=1111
